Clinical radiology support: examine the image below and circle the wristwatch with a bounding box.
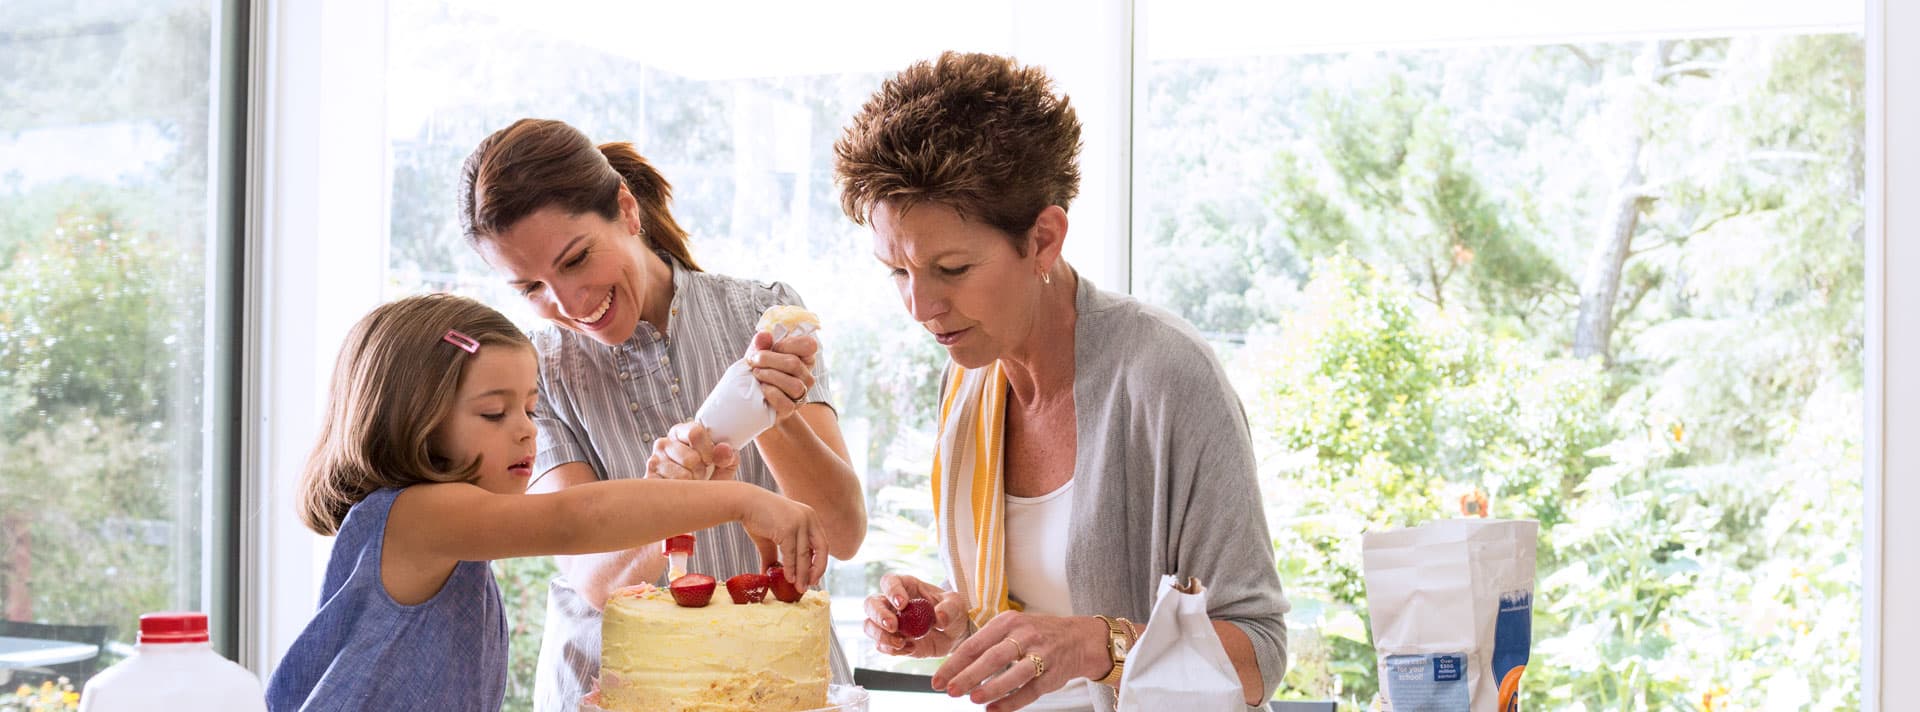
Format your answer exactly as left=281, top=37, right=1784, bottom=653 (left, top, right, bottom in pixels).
left=1094, top=615, right=1136, bottom=686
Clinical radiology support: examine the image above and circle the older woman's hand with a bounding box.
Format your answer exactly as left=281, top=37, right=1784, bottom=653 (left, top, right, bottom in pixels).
left=932, top=611, right=1112, bottom=712
left=745, top=331, right=818, bottom=423
left=648, top=421, right=738, bottom=481
left=863, top=573, right=969, bottom=659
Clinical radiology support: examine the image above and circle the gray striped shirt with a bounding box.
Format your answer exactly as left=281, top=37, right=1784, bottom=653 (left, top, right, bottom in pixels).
left=528, top=254, right=850, bottom=711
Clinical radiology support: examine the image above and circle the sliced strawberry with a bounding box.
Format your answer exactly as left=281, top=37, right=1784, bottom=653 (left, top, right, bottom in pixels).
left=668, top=573, right=716, bottom=607
left=763, top=564, right=804, bottom=603
left=725, top=573, right=769, bottom=604
left=664, top=534, right=696, bottom=555
left=896, top=598, right=936, bottom=639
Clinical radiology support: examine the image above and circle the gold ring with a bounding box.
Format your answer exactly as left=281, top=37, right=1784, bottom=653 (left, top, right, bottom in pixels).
left=1027, top=654, right=1046, bottom=680
left=1002, top=636, right=1025, bottom=658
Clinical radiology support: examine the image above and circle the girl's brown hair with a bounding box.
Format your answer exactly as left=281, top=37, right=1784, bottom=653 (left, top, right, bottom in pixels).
left=459, top=118, right=700, bottom=271
left=297, top=293, right=533, bottom=535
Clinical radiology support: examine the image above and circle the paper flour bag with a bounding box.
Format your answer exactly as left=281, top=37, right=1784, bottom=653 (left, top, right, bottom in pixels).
left=1362, top=519, right=1536, bottom=712
left=1117, top=576, right=1246, bottom=711
left=692, top=306, right=821, bottom=451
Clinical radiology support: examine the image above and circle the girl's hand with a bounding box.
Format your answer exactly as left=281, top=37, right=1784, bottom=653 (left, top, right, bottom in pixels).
left=745, top=331, right=818, bottom=423
left=864, top=573, right=969, bottom=658
left=733, top=485, right=825, bottom=588
left=932, top=611, right=1112, bottom=712
left=649, top=421, right=737, bottom=481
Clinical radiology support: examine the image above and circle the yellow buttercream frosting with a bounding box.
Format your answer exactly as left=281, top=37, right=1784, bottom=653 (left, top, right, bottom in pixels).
left=598, top=586, right=831, bottom=712
left=756, top=305, right=821, bottom=334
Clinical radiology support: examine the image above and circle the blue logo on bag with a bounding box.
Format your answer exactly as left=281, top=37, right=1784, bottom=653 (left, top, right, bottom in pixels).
left=1432, top=655, right=1463, bottom=682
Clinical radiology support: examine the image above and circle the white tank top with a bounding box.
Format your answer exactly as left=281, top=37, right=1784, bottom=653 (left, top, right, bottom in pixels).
left=1005, top=479, right=1096, bottom=711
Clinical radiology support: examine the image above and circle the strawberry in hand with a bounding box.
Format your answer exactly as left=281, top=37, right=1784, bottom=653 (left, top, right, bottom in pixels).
left=896, top=598, right=935, bottom=639
left=763, top=564, right=804, bottom=603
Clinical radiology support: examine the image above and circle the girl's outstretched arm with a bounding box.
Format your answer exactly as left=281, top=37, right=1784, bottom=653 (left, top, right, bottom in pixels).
left=524, top=462, right=664, bottom=610
left=380, top=479, right=823, bottom=605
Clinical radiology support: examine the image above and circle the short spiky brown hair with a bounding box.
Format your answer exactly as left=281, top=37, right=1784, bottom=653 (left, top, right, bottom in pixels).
left=834, top=52, right=1082, bottom=252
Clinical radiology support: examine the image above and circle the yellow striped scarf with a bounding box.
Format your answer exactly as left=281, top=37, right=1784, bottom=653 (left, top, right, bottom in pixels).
left=932, top=361, right=1025, bottom=631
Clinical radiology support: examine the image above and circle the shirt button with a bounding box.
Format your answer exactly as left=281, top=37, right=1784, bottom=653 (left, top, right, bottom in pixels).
left=670, top=384, right=680, bottom=395
left=660, top=356, right=670, bottom=366
left=628, top=402, right=639, bottom=412
left=618, top=372, right=629, bottom=380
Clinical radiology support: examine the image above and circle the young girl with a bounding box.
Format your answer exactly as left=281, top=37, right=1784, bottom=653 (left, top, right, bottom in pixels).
left=264, top=294, right=825, bottom=711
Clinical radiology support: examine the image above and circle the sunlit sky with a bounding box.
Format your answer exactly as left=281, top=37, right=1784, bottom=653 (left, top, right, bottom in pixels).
left=0, top=123, right=175, bottom=191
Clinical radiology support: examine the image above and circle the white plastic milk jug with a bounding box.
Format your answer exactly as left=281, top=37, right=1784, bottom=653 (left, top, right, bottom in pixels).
left=77, top=611, right=267, bottom=712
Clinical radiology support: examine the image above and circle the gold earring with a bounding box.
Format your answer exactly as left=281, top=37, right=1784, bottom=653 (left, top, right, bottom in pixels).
left=1042, top=272, right=1052, bottom=285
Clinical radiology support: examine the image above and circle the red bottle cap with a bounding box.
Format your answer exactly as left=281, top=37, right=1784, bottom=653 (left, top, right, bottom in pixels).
left=665, top=534, right=696, bottom=555
left=139, top=612, right=210, bottom=644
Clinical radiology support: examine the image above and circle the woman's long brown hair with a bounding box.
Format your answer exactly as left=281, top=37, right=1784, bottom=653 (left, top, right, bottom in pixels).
left=459, top=118, right=700, bottom=271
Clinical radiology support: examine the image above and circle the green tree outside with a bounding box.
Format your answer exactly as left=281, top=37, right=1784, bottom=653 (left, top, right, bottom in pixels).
left=1146, top=33, right=1862, bottom=710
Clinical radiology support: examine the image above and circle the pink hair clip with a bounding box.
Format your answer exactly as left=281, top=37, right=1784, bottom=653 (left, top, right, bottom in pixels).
left=442, top=329, right=480, bottom=354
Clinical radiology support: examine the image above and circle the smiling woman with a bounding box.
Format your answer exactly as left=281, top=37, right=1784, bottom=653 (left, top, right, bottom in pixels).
left=461, top=122, right=696, bottom=343
left=456, top=118, right=868, bottom=710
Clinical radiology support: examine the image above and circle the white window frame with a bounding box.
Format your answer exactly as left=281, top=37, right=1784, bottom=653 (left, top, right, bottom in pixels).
left=1863, top=0, right=1917, bottom=708
left=243, top=0, right=391, bottom=672
left=1012, top=0, right=1133, bottom=292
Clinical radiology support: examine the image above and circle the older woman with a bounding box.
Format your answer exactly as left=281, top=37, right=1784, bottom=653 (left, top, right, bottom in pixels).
left=458, top=118, right=866, bottom=710
left=838, top=53, right=1289, bottom=711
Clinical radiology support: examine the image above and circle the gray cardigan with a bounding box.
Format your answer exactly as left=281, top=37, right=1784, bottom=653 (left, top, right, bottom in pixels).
left=1048, top=273, right=1291, bottom=709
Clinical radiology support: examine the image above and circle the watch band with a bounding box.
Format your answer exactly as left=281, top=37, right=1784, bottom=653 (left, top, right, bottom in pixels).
left=1094, top=615, right=1132, bottom=686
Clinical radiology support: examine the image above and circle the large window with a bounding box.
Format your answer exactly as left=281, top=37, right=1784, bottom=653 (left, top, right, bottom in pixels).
left=1136, top=2, right=1865, bottom=709
left=4, top=0, right=1911, bottom=709
left=242, top=1, right=1910, bottom=710
left=0, top=0, right=238, bottom=701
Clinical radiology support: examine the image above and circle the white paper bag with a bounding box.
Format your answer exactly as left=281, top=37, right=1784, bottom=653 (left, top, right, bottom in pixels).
left=1362, top=519, right=1536, bottom=712
left=691, top=310, right=821, bottom=450
left=1117, top=575, right=1246, bottom=711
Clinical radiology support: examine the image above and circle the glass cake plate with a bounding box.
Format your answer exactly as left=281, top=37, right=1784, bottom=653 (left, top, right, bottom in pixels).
left=579, top=684, right=869, bottom=712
